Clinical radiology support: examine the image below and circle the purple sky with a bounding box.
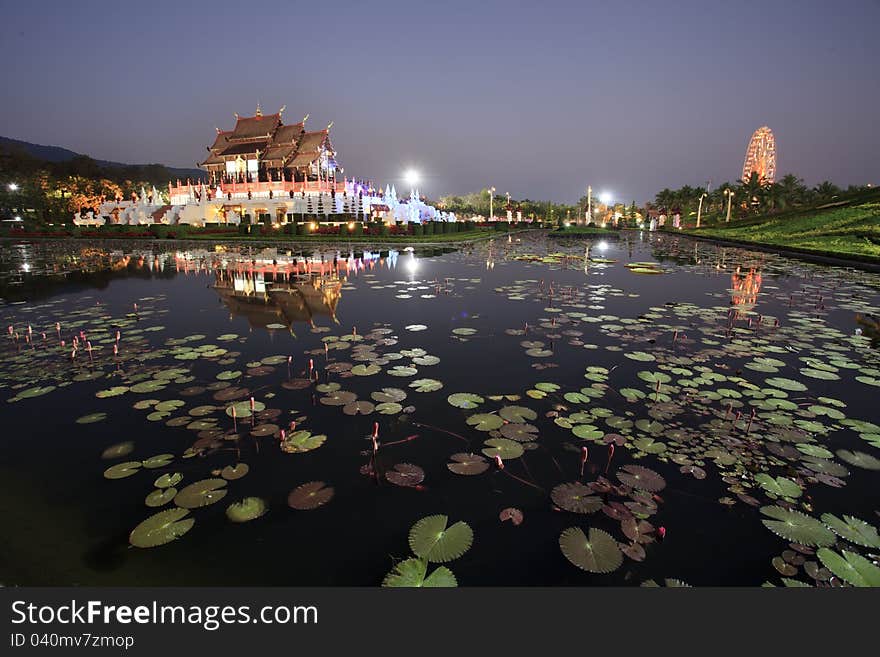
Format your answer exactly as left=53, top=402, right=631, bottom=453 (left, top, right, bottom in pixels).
left=1, top=0, right=877, bottom=203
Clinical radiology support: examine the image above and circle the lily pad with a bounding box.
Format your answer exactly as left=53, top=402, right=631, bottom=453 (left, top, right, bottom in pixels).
left=385, top=463, right=425, bottom=487
left=409, top=515, right=474, bottom=563
left=559, top=527, right=623, bottom=573
left=175, top=478, right=228, bottom=509
left=104, top=461, right=142, bottom=480
left=467, top=413, right=504, bottom=431
left=551, top=482, right=602, bottom=514
left=816, top=548, right=880, bottom=587
left=481, top=437, right=524, bottom=459
left=760, top=506, right=836, bottom=547
left=221, top=463, right=250, bottom=480
left=226, top=497, right=268, bottom=523
left=288, top=481, right=334, bottom=510
left=616, top=465, right=666, bottom=492
left=129, top=508, right=194, bottom=548
left=447, top=453, right=490, bottom=476
left=382, top=558, right=457, bottom=587
left=447, top=392, right=484, bottom=409
left=280, top=430, right=327, bottom=453
left=820, top=514, right=880, bottom=548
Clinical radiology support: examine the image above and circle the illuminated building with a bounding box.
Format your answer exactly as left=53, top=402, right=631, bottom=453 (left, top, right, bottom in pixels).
left=741, top=127, right=777, bottom=184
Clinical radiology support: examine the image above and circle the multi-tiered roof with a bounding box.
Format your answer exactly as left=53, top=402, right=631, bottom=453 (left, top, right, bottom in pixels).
left=199, top=105, right=336, bottom=176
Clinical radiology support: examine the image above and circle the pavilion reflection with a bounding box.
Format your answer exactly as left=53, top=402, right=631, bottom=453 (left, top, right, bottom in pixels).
left=204, top=248, right=399, bottom=330
left=731, top=266, right=762, bottom=315
left=213, top=266, right=342, bottom=329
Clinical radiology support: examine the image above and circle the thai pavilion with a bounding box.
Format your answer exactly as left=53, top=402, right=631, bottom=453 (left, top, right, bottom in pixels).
left=75, top=105, right=453, bottom=226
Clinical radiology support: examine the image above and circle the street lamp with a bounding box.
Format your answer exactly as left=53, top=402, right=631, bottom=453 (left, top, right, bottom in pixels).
left=488, top=186, right=496, bottom=221
left=8, top=183, right=19, bottom=192
left=598, top=192, right=612, bottom=227
left=696, top=192, right=708, bottom=228
left=723, top=188, right=735, bottom=223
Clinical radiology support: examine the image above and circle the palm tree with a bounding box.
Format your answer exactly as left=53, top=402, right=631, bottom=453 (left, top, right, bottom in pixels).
left=813, top=181, right=841, bottom=202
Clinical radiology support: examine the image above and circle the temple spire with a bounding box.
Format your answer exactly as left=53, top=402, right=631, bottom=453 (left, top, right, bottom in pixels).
left=255, top=102, right=263, bottom=117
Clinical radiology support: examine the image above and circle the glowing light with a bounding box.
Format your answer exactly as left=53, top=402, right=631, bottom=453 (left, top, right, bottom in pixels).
left=8, top=183, right=18, bottom=191
left=598, top=192, right=612, bottom=206
left=596, top=240, right=608, bottom=251
left=348, top=222, right=354, bottom=230
left=404, top=170, right=420, bottom=187
left=405, top=254, right=419, bottom=274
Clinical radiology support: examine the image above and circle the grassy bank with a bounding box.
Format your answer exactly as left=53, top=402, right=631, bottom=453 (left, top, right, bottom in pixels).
left=683, top=193, right=880, bottom=263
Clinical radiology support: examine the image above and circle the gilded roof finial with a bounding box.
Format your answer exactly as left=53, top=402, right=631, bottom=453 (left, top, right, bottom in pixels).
left=302, top=113, right=310, bottom=124
left=326, top=121, right=334, bottom=130
left=279, top=104, right=286, bottom=115
left=255, top=102, right=263, bottom=117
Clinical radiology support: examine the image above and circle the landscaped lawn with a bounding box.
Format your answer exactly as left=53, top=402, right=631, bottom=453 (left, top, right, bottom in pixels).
left=685, top=197, right=880, bottom=262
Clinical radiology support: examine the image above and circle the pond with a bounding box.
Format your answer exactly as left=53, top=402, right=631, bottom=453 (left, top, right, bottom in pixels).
left=1, top=231, right=879, bottom=587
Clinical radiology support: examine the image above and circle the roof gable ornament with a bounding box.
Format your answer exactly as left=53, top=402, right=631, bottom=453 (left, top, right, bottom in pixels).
left=255, top=102, right=263, bottom=118
left=279, top=105, right=286, bottom=115
left=302, top=113, right=310, bottom=124
left=326, top=121, right=333, bottom=130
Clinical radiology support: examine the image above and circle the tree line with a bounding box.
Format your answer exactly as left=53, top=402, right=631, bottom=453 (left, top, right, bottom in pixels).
left=0, top=144, right=183, bottom=222
left=652, top=172, right=872, bottom=222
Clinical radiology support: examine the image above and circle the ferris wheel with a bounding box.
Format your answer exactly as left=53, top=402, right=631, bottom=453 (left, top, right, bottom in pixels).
left=741, top=126, right=776, bottom=184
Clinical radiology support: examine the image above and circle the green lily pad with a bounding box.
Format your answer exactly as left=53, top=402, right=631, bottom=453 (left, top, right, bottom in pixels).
left=481, top=437, right=524, bottom=459
left=498, top=405, right=537, bottom=423
left=103, top=461, right=142, bottom=480
left=467, top=413, right=504, bottom=431
left=226, top=497, right=268, bottom=523
left=760, top=506, right=836, bottom=547
left=154, top=472, right=183, bottom=488
left=351, top=364, right=381, bottom=376
left=820, top=514, right=880, bottom=548
left=559, top=527, right=623, bottom=573
left=129, top=508, right=194, bottom=548
left=145, top=487, right=177, bottom=507
left=835, top=450, right=880, bottom=471
left=175, top=478, right=228, bottom=509
left=447, top=392, right=484, bottom=409
left=408, top=515, right=474, bottom=563
left=221, top=463, right=249, bottom=480
left=280, top=430, right=327, bottom=453
left=372, top=388, right=407, bottom=403
left=76, top=412, right=108, bottom=424
left=409, top=378, right=443, bottom=392
left=755, top=473, right=802, bottom=498
left=816, top=548, right=880, bottom=587
left=142, top=454, right=174, bottom=469
left=382, top=558, right=457, bottom=587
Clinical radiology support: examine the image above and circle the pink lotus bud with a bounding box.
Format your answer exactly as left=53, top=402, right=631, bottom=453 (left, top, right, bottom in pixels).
left=658, top=526, right=667, bottom=540
left=494, top=455, right=504, bottom=470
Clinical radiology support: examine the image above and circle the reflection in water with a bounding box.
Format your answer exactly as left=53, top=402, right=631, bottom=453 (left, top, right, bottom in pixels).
left=731, top=266, right=763, bottom=315
left=214, top=266, right=342, bottom=329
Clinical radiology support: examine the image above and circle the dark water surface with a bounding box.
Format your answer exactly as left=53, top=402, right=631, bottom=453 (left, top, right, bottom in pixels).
left=1, top=232, right=878, bottom=586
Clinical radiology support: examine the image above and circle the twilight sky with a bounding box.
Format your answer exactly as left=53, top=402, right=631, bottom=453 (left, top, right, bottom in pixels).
left=0, top=0, right=877, bottom=203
